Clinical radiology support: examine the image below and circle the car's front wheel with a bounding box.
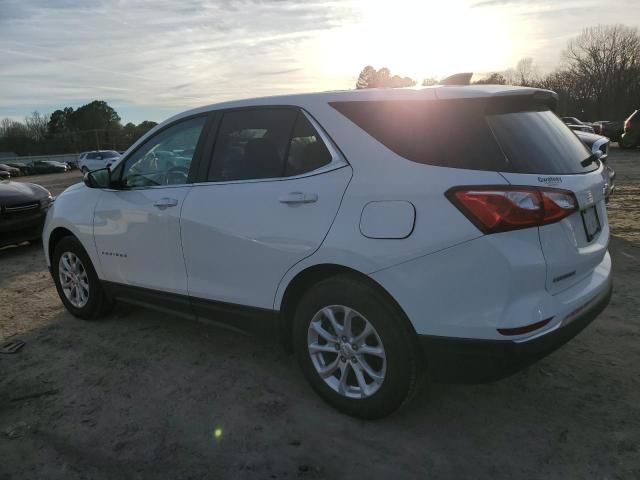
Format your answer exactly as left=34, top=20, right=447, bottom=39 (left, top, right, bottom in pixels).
left=293, top=274, right=422, bottom=419
left=51, top=236, right=112, bottom=320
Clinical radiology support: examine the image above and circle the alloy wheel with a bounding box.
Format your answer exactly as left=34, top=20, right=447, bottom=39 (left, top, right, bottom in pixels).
left=58, top=252, right=90, bottom=308
left=307, top=305, right=387, bottom=399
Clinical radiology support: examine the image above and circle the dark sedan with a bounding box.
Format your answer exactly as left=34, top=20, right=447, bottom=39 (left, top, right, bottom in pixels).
left=3, top=162, right=30, bottom=176
left=0, top=163, right=22, bottom=177
left=27, top=160, right=69, bottom=174
left=0, top=180, right=53, bottom=248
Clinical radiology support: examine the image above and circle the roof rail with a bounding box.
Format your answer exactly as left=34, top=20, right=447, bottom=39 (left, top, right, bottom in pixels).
left=439, top=72, right=473, bottom=86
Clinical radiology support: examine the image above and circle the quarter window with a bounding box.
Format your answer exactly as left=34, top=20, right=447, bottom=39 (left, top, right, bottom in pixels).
left=121, top=116, right=206, bottom=187
left=285, top=113, right=332, bottom=176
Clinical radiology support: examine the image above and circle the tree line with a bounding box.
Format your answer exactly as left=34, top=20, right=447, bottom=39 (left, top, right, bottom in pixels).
left=0, top=100, right=158, bottom=157
left=356, top=24, right=640, bottom=121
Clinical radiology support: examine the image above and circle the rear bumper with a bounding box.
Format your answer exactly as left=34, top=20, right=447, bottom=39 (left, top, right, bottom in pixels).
left=420, top=276, right=612, bottom=383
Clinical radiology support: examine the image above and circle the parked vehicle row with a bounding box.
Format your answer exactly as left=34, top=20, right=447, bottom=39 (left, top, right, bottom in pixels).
left=0, top=160, right=71, bottom=178
left=562, top=110, right=639, bottom=148
left=44, top=85, right=612, bottom=418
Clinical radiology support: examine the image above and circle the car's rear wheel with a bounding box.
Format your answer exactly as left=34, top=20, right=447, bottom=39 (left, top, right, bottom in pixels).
left=81, top=166, right=89, bottom=174
left=293, top=274, right=422, bottom=419
left=51, top=236, right=112, bottom=320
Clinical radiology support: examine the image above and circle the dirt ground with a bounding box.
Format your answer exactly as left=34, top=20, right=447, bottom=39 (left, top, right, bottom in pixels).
left=1, top=152, right=639, bottom=480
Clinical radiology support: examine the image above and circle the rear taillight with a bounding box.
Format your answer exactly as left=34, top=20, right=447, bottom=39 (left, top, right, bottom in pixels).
left=446, top=186, right=578, bottom=234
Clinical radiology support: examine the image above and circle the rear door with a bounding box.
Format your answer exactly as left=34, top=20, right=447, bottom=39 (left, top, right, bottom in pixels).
left=181, top=107, right=351, bottom=311
left=487, top=108, right=609, bottom=294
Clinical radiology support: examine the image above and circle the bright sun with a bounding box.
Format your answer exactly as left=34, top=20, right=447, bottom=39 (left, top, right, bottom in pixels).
left=315, top=0, right=519, bottom=87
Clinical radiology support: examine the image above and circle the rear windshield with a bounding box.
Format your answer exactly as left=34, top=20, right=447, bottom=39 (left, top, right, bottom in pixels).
left=487, top=110, right=595, bottom=174
left=330, top=99, right=596, bottom=174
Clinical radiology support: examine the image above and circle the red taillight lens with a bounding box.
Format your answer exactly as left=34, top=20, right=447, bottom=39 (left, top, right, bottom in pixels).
left=446, top=186, right=578, bottom=234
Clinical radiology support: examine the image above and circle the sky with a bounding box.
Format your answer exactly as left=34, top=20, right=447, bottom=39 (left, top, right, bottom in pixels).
left=1, top=0, right=639, bottom=124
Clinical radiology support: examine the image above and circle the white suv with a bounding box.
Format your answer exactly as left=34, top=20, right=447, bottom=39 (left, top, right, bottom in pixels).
left=43, top=86, right=612, bottom=418
left=78, top=150, right=120, bottom=173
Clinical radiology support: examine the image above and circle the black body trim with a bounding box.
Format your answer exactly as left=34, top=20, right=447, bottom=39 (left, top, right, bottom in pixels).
left=420, top=278, right=612, bottom=383
left=102, top=281, right=280, bottom=340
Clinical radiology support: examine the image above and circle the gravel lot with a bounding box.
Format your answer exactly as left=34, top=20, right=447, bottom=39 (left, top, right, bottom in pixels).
left=1, top=151, right=639, bottom=479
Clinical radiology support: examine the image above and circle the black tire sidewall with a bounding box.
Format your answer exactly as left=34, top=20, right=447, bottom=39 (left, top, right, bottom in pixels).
left=293, top=275, right=420, bottom=419
left=51, top=236, right=109, bottom=320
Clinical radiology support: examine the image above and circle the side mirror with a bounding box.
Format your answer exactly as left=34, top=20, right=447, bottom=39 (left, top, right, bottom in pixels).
left=84, top=168, right=111, bottom=189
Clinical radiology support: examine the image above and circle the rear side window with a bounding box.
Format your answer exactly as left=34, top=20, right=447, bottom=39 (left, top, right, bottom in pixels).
left=330, top=100, right=595, bottom=174
left=209, top=109, right=297, bottom=181
left=209, top=108, right=332, bottom=181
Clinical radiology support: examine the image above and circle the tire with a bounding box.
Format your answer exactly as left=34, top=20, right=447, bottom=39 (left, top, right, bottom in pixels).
left=293, top=274, right=422, bottom=419
left=81, top=167, right=89, bottom=174
left=51, top=236, right=113, bottom=320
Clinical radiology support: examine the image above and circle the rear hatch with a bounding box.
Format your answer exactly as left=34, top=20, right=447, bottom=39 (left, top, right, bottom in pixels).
left=486, top=100, right=609, bottom=294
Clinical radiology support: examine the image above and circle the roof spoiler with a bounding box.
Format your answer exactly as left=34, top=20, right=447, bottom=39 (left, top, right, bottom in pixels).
left=439, top=72, right=473, bottom=86
left=487, top=90, right=559, bottom=113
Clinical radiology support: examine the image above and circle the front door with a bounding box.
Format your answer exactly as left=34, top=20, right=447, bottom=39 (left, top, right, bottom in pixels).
left=93, top=115, right=208, bottom=296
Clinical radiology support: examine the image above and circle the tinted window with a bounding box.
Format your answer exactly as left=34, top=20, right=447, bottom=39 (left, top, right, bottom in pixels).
left=87, top=152, right=99, bottom=159
left=331, top=100, right=595, bottom=174
left=285, top=113, right=332, bottom=176
left=102, top=151, right=119, bottom=158
left=330, top=100, right=508, bottom=171
left=121, top=116, right=206, bottom=187
left=209, top=109, right=297, bottom=181
left=487, top=110, right=595, bottom=174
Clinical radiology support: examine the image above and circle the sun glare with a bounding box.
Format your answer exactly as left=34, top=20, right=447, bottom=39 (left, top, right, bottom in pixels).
left=317, top=0, right=518, bottom=86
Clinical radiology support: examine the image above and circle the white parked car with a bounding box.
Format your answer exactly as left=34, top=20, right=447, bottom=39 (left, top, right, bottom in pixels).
left=77, top=150, right=120, bottom=173
left=44, top=86, right=612, bottom=418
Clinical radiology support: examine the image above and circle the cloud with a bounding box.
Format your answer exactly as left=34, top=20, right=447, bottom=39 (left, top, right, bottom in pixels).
left=1, top=0, right=639, bottom=123
left=0, top=0, right=359, bottom=121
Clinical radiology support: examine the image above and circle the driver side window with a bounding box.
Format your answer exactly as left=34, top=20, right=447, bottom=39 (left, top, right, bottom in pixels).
left=121, top=116, right=206, bottom=188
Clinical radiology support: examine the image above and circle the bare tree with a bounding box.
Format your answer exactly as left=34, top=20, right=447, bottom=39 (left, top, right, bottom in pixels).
left=502, top=57, right=539, bottom=86
left=564, top=24, right=640, bottom=118
left=25, top=111, right=49, bottom=143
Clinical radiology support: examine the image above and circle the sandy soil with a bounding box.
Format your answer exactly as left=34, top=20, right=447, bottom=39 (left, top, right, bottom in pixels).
left=1, top=151, right=639, bottom=479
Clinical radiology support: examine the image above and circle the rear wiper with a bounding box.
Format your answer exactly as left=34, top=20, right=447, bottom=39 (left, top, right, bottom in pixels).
left=581, top=152, right=601, bottom=168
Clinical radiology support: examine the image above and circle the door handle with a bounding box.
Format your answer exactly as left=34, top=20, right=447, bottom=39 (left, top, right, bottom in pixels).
left=279, top=192, right=318, bottom=204
left=153, top=197, right=179, bottom=209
